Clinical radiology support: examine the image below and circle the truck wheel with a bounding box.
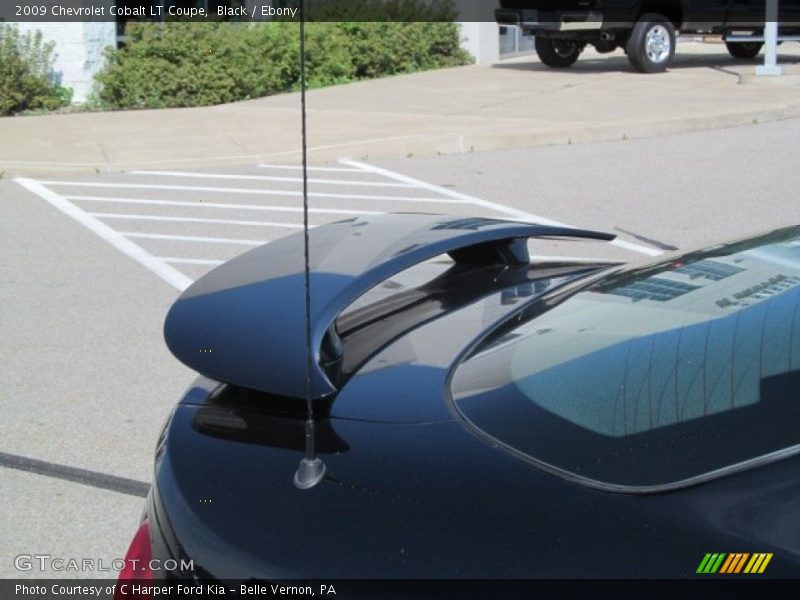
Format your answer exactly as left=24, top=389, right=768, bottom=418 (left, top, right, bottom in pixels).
left=535, top=37, right=581, bottom=68
left=725, top=41, right=763, bottom=59
left=626, top=14, right=676, bottom=73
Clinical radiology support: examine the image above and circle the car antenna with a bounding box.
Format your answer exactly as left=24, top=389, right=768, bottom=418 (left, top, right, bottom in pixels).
left=294, top=0, right=326, bottom=490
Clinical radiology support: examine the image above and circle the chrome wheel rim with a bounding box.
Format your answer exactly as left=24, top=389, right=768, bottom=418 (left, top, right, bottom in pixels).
left=645, top=25, right=671, bottom=63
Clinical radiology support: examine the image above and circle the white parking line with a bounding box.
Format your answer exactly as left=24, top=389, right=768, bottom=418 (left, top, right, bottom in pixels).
left=259, top=164, right=363, bottom=173
left=40, top=181, right=461, bottom=205
left=341, top=159, right=664, bottom=258
left=121, top=232, right=267, bottom=246
left=158, top=257, right=225, bottom=266
left=90, top=213, right=303, bottom=229
left=65, top=195, right=380, bottom=216
left=15, top=178, right=193, bottom=291
left=131, top=170, right=416, bottom=188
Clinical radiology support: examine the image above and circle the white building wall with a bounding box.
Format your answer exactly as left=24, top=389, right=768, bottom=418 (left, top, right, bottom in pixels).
left=456, top=0, right=501, bottom=64
left=16, top=22, right=117, bottom=103
left=459, top=21, right=500, bottom=64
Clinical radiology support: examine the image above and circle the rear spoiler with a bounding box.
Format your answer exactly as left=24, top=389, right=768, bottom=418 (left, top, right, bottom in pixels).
left=164, top=214, right=614, bottom=399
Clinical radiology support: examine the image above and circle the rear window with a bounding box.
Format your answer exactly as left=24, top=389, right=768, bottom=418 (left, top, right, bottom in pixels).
left=451, top=227, right=800, bottom=491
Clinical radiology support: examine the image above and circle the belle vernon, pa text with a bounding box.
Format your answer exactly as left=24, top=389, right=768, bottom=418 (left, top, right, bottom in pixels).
left=16, top=583, right=336, bottom=596
left=43, top=4, right=299, bottom=19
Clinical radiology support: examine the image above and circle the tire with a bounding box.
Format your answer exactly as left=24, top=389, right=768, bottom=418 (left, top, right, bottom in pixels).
left=725, top=41, right=763, bottom=59
left=626, top=14, right=676, bottom=73
left=535, top=37, right=581, bottom=68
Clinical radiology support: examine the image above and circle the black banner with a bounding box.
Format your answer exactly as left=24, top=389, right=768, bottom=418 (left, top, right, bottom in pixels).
left=3, top=579, right=800, bottom=600
left=2, top=1, right=492, bottom=23
left=0, top=1, right=793, bottom=24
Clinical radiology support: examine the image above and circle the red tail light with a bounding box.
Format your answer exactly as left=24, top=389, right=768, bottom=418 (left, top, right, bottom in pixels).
left=114, top=520, right=153, bottom=600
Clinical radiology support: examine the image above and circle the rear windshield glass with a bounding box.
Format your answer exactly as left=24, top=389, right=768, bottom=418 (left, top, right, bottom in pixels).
left=451, top=227, right=800, bottom=490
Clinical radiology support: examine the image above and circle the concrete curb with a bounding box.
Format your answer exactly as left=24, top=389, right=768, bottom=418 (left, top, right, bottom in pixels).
left=373, top=103, right=800, bottom=160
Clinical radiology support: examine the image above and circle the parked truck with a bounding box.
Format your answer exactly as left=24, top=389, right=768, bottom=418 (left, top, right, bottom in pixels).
left=496, top=1, right=800, bottom=72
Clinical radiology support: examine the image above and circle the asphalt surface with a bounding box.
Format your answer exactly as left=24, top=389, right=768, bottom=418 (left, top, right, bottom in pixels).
left=375, top=118, right=800, bottom=253
left=2, top=117, right=800, bottom=578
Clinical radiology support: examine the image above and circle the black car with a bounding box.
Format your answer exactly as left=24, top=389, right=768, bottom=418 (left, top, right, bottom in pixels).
left=118, top=215, right=800, bottom=593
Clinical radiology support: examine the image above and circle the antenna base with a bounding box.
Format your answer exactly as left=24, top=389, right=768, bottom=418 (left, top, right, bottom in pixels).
left=293, top=457, right=326, bottom=490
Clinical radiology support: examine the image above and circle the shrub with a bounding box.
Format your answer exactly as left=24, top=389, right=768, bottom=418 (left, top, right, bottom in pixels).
left=300, top=0, right=458, bottom=22
left=92, top=19, right=471, bottom=110
left=0, top=24, right=71, bottom=116
left=340, top=22, right=469, bottom=79
left=94, top=22, right=237, bottom=109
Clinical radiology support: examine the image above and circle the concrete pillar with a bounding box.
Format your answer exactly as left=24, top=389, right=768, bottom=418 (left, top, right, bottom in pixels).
left=459, top=21, right=500, bottom=65
left=455, top=0, right=500, bottom=65
left=756, top=0, right=783, bottom=76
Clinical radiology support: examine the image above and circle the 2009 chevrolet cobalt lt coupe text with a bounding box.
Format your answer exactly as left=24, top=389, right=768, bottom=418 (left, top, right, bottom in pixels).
left=118, top=215, right=800, bottom=587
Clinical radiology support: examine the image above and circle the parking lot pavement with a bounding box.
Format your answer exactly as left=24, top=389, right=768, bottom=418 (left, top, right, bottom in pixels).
left=1, top=176, right=190, bottom=578
left=1, top=469, right=143, bottom=578
left=372, top=118, right=800, bottom=255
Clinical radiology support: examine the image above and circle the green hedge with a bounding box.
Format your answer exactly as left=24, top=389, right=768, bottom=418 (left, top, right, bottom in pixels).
left=298, top=0, right=458, bottom=22
left=0, top=24, right=73, bottom=116
left=92, top=21, right=471, bottom=110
